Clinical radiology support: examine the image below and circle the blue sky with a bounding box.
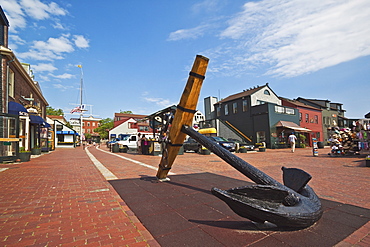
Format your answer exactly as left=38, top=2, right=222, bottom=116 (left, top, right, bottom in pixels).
left=2, top=0, right=370, bottom=120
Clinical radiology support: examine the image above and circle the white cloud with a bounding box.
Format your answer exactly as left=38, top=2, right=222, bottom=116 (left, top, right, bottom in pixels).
left=2, top=0, right=67, bottom=31
left=53, top=83, right=74, bottom=91
left=18, top=35, right=75, bottom=61
left=9, top=34, right=26, bottom=45
left=143, top=97, right=173, bottom=107
left=1, top=0, right=27, bottom=30
left=32, top=63, right=57, bottom=72
left=52, top=21, right=66, bottom=30
left=191, top=0, right=223, bottom=14
left=19, top=0, right=67, bottom=20
left=73, top=35, right=90, bottom=48
left=168, top=24, right=210, bottom=41
left=215, top=0, right=370, bottom=78
left=51, top=73, right=73, bottom=79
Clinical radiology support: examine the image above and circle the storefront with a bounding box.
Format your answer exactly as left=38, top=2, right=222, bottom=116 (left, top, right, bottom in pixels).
left=275, top=121, right=312, bottom=148
left=54, top=120, right=78, bottom=148
left=29, top=114, right=51, bottom=151
left=8, top=101, right=29, bottom=150
left=0, top=113, right=19, bottom=163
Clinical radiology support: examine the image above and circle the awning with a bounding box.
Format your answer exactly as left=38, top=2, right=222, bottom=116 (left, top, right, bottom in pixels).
left=8, top=101, right=28, bottom=116
left=275, top=121, right=312, bottom=132
left=29, top=115, right=50, bottom=128
left=56, top=131, right=77, bottom=135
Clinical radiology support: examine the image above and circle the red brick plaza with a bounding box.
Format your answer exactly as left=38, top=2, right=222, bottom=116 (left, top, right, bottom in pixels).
left=0, top=145, right=369, bottom=246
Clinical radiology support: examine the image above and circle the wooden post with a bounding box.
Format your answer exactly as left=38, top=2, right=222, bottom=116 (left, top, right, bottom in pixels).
left=156, top=55, right=209, bottom=179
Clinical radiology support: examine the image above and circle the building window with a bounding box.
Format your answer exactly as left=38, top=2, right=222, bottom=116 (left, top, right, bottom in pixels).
left=257, top=100, right=265, bottom=105
left=87, top=122, right=90, bottom=127
left=305, top=113, right=309, bottom=123
left=92, top=122, right=95, bottom=127
left=216, top=106, right=220, bottom=117
left=264, top=90, right=270, bottom=95
left=314, top=115, right=318, bottom=124
left=285, top=108, right=295, bottom=115
left=139, top=126, right=149, bottom=131
left=8, top=69, right=14, bottom=98
left=242, top=100, right=248, bottom=112
left=299, top=112, right=302, bottom=121
left=275, top=106, right=284, bottom=114
left=232, top=102, right=237, bottom=114
left=224, top=104, right=229, bottom=115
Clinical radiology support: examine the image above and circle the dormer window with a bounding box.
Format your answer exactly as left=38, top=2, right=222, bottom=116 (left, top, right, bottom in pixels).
left=264, top=90, right=270, bottom=95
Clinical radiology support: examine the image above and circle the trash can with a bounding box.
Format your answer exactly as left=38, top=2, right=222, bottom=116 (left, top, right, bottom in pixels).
left=112, top=143, right=119, bottom=153
left=317, top=142, right=324, bottom=149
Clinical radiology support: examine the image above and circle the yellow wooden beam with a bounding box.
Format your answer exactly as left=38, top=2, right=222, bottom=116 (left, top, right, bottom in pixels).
left=0, top=138, right=21, bottom=142
left=156, top=55, right=209, bottom=179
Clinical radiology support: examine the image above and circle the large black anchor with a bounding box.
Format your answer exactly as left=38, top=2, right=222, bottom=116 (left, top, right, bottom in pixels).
left=182, top=125, right=323, bottom=228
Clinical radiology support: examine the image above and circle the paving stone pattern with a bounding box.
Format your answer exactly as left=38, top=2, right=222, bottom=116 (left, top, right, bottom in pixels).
left=0, top=145, right=369, bottom=246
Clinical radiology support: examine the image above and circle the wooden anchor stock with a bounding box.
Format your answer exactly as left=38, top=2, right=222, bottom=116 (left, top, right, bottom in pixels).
left=156, top=55, right=209, bottom=180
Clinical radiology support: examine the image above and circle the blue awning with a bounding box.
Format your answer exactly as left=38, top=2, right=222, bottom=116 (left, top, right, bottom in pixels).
left=8, top=101, right=28, bottom=116
left=29, top=115, right=50, bottom=127
left=56, top=131, right=77, bottom=135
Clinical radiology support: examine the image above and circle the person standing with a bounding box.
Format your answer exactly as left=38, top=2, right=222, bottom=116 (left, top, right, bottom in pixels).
left=141, top=134, right=148, bottom=154
left=288, top=132, right=297, bottom=153
left=137, top=133, right=142, bottom=154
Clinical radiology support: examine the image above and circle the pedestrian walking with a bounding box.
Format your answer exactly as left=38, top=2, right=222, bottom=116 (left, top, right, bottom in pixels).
left=288, top=132, right=297, bottom=153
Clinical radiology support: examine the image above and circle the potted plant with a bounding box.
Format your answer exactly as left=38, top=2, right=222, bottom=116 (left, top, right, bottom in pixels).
left=31, top=146, right=41, bottom=155
left=239, top=146, right=248, bottom=153
left=19, top=147, right=31, bottom=162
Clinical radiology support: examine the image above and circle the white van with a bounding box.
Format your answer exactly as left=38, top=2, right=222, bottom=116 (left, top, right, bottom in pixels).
left=116, top=133, right=155, bottom=150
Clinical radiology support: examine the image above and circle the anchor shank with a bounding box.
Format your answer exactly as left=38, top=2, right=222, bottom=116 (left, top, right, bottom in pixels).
left=182, top=125, right=284, bottom=188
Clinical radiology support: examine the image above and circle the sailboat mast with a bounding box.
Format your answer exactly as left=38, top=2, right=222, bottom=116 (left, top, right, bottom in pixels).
left=79, top=65, right=83, bottom=143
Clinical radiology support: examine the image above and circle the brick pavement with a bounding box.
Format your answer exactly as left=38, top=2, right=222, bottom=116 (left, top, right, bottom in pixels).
left=0, top=145, right=369, bottom=246
left=0, top=147, right=158, bottom=247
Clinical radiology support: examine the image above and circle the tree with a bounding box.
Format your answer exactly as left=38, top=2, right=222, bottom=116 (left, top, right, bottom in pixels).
left=46, top=106, right=64, bottom=116
left=94, top=118, right=113, bottom=139
left=120, top=110, right=132, bottom=114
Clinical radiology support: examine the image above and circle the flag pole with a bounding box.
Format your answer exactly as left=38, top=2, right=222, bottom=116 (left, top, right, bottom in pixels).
left=78, top=65, right=83, bottom=145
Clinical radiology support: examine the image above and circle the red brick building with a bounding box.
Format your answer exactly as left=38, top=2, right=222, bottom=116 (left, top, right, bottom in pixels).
left=281, top=97, right=323, bottom=146
left=114, top=113, right=151, bottom=132
left=1, top=7, right=49, bottom=161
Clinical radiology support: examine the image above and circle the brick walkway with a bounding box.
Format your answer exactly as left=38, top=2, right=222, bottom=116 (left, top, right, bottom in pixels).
left=0, top=145, right=369, bottom=246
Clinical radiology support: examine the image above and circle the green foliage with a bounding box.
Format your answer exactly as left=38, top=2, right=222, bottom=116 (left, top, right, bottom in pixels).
left=19, top=147, right=29, bottom=153
left=46, top=106, right=64, bottom=116
left=120, top=110, right=133, bottom=114
left=93, top=118, right=113, bottom=139
left=84, top=133, right=92, bottom=139
left=299, top=134, right=306, bottom=141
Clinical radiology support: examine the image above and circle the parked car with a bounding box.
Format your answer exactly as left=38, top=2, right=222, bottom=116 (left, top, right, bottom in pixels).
left=227, top=138, right=255, bottom=151
left=207, top=136, right=236, bottom=152
left=183, top=138, right=202, bottom=153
